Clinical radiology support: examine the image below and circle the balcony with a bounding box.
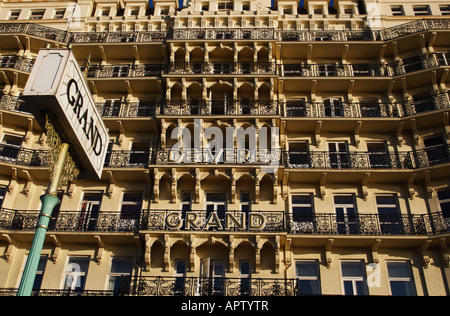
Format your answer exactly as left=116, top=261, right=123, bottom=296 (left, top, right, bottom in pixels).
left=284, top=144, right=450, bottom=170
left=0, top=143, right=49, bottom=167
left=172, top=28, right=275, bottom=40
left=165, top=62, right=276, bottom=76
left=70, top=31, right=167, bottom=44
left=0, top=276, right=299, bottom=296
left=388, top=52, right=450, bottom=76
left=104, top=149, right=155, bottom=168
left=0, top=55, right=35, bottom=73
left=279, top=63, right=389, bottom=77
left=86, top=64, right=164, bottom=78
left=161, top=100, right=280, bottom=116
left=155, top=147, right=280, bottom=166
left=96, top=101, right=160, bottom=117
left=1, top=208, right=449, bottom=237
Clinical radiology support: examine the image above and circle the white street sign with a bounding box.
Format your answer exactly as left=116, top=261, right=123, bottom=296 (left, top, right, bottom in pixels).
left=23, top=49, right=109, bottom=179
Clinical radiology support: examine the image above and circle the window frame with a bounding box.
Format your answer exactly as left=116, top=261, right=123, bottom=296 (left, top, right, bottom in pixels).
left=340, top=260, right=369, bottom=296
left=386, top=261, right=417, bottom=296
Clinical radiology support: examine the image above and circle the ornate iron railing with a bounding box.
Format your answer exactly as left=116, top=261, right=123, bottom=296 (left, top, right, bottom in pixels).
left=0, top=276, right=299, bottom=296
left=172, top=28, right=275, bottom=40
left=155, top=147, right=281, bottom=165
left=284, top=144, right=450, bottom=170
left=140, top=210, right=285, bottom=232
left=279, top=63, right=389, bottom=77
left=0, top=209, right=141, bottom=232
left=0, top=55, right=35, bottom=72
left=165, top=62, right=276, bottom=75
left=0, top=18, right=449, bottom=45
left=104, top=149, right=155, bottom=168
left=96, top=101, right=160, bottom=117
left=86, top=64, right=164, bottom=78
left=0, top=144, right=49, bottom=167
left=1, top=208, right=449, bottom=236
left=161, top=100, right=280, bottom=116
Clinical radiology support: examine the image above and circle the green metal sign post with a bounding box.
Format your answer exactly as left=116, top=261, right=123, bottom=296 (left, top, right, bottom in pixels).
left=17, top=143, right=69, bottom=296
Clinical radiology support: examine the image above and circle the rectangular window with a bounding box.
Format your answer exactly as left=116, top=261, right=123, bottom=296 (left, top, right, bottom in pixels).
left=341, top=261, right=368, bottom=295
left=367, top=142, right=391, bottom=169
left=29, top=10, right=45, bottom=20
left=239, top=261, right=251, bottom=295
left=120, top=192, right=142, bottom=229
left=440, top=5, right=450, bottom=15
left=0, top=186, right=6, bottom=208
left=437, top=189, right=450, bottom=219
left=63, top=257, right=90, bottom=291
left=174, top=260, right=187, bottom=295
left=376, top=195, right=402, bottom=234
left=240, top=192, right=251, bottom=213
left=53, top=9, right=65, bottom=19
left=413, top=5, right=430, bottom=16
left=391, top=5, right=404, bottom=16
left=334, top=195, right=358, bottom=234
left=0, top=134, right=23, bottom=162
left=288, top=141, right=310, bottom=167
left=327, top=141, right=349, bottom=168
left=291, top=194, right=314, bottom=233
left=387, top=261, right=416, bottom=296
left=107, top=257, right=133, bottom=292
left=80, top=192, right=102, bottom=231
left=324, top=98, right=343, bottom=117
left=181, top=191, right=192, bottom=211
left=33, top=255, right=48, bottom=291
left=423, top=135, right=448, bottom=166
left=295, top=260, right=321, bottom=295
left=8, top=10, right=21, bottom=20
left=218, top=1, right=233, bottom=10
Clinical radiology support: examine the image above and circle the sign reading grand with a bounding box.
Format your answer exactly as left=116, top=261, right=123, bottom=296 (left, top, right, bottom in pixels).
left=23, top=49, right=109, bottom=179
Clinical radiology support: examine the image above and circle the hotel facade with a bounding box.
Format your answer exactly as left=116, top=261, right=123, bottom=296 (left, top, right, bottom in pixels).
left=0, top=0, right=449, bottom=296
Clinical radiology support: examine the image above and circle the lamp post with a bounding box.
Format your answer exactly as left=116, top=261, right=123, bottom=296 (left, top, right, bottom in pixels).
left=17, top=142, right=70, bottom=296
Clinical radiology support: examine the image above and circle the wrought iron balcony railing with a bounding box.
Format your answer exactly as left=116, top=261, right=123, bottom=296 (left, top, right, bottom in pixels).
left=162, top=100, right=280, bottom=116
left=0, top=276, right=300, bottom=296
left=155, top=147, right=281, bottom=165
left=172, top=28, right=275, bottom=40
left=165, top=61, right=276, bottom=75
left=284, top=144, right=450, bottom=170
left=1, top=208, right=449, bottom=236
left=0, top=209, right=141, bottom=232
left=96, top=101, right=160, bottom=117
left=104, top=149, right=155, bottom=168
left=387, top=52, right=450, bottom=76
left=86, top=64, right=164, bottom=78
left=0, top=144, right=49, bottom=167
left=0, top=55, right=35, bottom=73
left=0, top=18, right=450, bottom=45
left=279, top=63, right=389, bottom=77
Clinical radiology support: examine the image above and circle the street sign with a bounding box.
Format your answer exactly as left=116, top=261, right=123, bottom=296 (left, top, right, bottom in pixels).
left=23, top=49, right=109, bottom=179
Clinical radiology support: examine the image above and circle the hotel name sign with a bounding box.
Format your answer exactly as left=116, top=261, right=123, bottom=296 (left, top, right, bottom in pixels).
left=23, top=49, right=109, bottom=179
left=165, top=211, right=267, bottom=231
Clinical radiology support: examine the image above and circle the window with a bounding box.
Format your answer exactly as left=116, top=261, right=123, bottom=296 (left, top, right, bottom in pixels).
left=206, top=192, right=227, bottom=226
left=285, top=99, right=307, bottom=117
left=53, top=9, right=65, bottom=19
left=107, top=257, right=133, bottom=292
left=324, top=98, right=343, bottom=117
left=296, top=261, right=321, bottom=295
left=391, top=5, right=404, bottom=16
left=101, top=8, right=110, bottom=16
left=8, top=10, right=21, bottom=20
left=412, top=92, right=436, bottom=113
left=387, top=261, right=416, bottom=296
left=79, top=192, right=102, bottom=231
left=334, top=195, right=358, bottom=234
left=242, top=2, right=250, bottom=11
left=240, top=192, right=251, bottom=213
left=29, top=10, right=45, bottom=20
left=63, top=257, right=90, bottom=291
left=413, top=5, right=430, bottom=16
left=201, top=3, right=209, bottom=10
left=328, top=141, right=349, bottom=168
left=218, top=1, right=233, bottom=10
left=291, top=194, right=314, bottom=233
left=367, top=142, right=391, bottom=169
left=376, top=195, right=402, bottom=234
left=341, top=261, right=368, bottom=295
left=440, top=5, right=450, bottom=15
left=359, top=99, right=381, bottom=117
left=423, top=135, right=448, bottom=166
left=181, top=191, right=192, bottom=211
left=174, top=260, right=187, bottom=295
left=33, top=255, right=48, bottom=291
left=0, top=134, right=23, bottom=162
left=129, top=7, right=139, bottom=16
left=120, top=192, right=142, bottom=226
left=0, top=186, right=6, bottom=208
left=129, top=142, right=150, bottom=166
left=436, top=52, right=450, bottom=66
left=288, top=141, right=309, bottom=167
left=239, top=261, right=251, bottom=295
left=437, top=189, right=450, bottom=219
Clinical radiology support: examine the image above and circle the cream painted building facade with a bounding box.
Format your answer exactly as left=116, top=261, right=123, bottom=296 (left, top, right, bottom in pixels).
left=0, top=0, right=449, bottom=296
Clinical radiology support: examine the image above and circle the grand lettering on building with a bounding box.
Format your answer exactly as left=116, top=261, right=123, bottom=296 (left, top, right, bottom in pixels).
left=165, top=211, right=267, bottom=231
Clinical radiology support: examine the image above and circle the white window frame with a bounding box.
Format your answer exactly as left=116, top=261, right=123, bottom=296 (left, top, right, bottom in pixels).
left=386, top=261, right=416, bottom=296
left=295, top=260, right=321, bottom=295
left=106, top=257, right=133, bottom=291
left=340, top=260, right=368, bottom=296
left=62, top=256, right=90, bottom=291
